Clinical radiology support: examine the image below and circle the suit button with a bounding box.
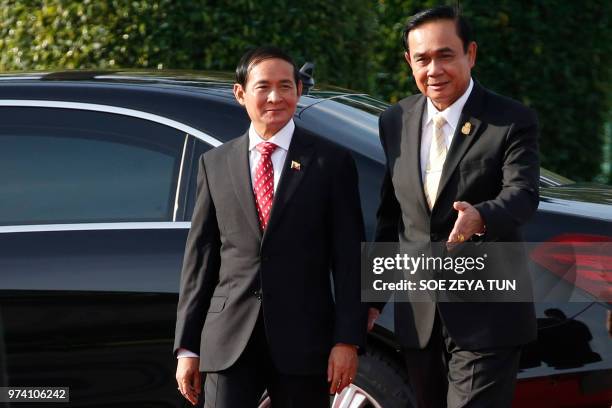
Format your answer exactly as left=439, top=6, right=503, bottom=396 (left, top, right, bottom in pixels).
left=430, top=233, right=439, bottom=241
left=253, top=290, right=262, bottom=300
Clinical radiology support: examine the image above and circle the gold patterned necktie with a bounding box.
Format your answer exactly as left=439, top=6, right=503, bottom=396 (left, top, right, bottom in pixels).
left=424, top=113, right=447, bottom=209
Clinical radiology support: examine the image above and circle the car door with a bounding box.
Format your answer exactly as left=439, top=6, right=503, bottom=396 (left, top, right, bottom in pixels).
left=0, top=103, right=216, bottom=407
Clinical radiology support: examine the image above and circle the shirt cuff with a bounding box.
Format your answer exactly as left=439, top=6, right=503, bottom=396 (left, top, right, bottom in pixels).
left=475, top=223, right=486, bottom=236
left=177, top=348, right=199, bottom=359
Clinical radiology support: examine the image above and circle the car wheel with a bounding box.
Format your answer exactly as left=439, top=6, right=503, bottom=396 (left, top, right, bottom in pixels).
left=351, top=348, right=414, bottom=408
left=258, top=348, right=413, bottom=408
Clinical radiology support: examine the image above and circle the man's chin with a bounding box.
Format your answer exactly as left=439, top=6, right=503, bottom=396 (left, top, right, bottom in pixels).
left=266, top=118, right=290, bottom=129
left=259, top=121, right=289, bottom=137
left=427, top=94, right=453, bottom=110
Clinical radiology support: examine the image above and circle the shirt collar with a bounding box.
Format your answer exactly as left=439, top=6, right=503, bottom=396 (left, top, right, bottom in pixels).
left=248, top=119, right=294, bottom=152
left=425, top=78, right=474, bottom=132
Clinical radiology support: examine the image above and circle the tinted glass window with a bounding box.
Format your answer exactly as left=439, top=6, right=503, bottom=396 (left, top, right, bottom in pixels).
left=184, top=140, right=214, bottom=220
left=352, top=152, right=384, bottom=241
left=0, top=107, right=185, bottom=225
left=298, top=100, right=385, bottom=163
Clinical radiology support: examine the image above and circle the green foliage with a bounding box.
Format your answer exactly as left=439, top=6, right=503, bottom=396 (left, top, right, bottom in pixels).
left=372, top=0, right=434, bottom=103
left=0, top=0, right=610, bottom=181
left=0, top=0, right=377, bottom=90
left=373, top=0, right=612, bottom=182
left=464, top=0, right=612, bottom=182
left=0, top=0, right=190, bottom=69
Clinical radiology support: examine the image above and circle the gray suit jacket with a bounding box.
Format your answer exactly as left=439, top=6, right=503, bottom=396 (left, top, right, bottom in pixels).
left=174, top=127, right=367, bottom=374
left=375, top=81, right=539, bottom=349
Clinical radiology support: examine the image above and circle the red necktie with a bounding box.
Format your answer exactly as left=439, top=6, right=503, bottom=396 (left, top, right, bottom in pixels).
left=253, top=142, right=278, bottom=231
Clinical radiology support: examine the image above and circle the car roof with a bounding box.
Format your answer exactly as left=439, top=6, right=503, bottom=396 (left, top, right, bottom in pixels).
left=0, top=69, right=360, bottom=109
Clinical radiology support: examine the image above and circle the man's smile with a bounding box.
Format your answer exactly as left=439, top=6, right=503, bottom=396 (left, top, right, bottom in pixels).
left=427, top=81, right=450, bottom=90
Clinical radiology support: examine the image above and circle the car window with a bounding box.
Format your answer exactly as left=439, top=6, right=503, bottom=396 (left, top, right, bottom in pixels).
left=327, top=94, right=389, bottom=115
left=351, top=152, right=384, bottom=241
left=184, top=139, right=214, bottom=220
left=0, top=107, right=185, bottom=225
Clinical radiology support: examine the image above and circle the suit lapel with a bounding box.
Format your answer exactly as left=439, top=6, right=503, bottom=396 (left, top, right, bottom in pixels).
left=263, top=128, right=313, bottom=241
left=227, top=133, right=262, bottom=240
left=401, top=96, right=430, bottom=215
left=435, top=82, right=485, bottom=205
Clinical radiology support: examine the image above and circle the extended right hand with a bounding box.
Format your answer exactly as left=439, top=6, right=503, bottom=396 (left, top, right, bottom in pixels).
left=176, top=357, right=201, bottom=406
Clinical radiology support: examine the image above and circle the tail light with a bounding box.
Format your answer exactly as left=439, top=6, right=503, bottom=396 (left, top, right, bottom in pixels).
left=530, top=234, right=612, bottom=302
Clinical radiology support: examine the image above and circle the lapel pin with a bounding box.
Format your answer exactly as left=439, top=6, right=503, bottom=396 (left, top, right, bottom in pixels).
left=461, top=121, right=472, bottom=135
left=290, top=160, right=301, bottom=171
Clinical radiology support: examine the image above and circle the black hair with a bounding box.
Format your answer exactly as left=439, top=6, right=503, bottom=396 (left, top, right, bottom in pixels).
left=235, top=46, right=300, bottom=88
left=401, top=5, right=473, bottom=53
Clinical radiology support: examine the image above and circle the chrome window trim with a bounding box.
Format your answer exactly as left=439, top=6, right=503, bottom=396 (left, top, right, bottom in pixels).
left=0, top=222, right=191, bottom=234
left=0, top=99, right=222, bottom=148
left=540, top=176, right=561, bottom=187
left=174, top=134, right=189, bottom=221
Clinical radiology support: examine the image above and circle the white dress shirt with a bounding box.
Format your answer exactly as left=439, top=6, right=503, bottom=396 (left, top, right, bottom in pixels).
left=420, top=78, right=474, bottom=181
left=177, top=120, right=295, bottom=359
left=248, top=119, right=294, bottom=192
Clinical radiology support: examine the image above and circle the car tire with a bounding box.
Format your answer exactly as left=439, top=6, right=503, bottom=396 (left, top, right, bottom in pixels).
left=353, top=347, right=415, bottom=408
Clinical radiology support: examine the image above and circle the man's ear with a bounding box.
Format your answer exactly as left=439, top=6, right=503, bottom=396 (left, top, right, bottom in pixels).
left=233, top=83, right=246, bottom=106
left=404, top=51, right=412, bottom=68
left=296, top=80, right=303, bottom=97
left=467, top=41, right=477, bottom=68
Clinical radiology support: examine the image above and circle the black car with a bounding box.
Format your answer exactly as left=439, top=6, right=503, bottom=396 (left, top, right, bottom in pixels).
left=0, top=71, right=610, bottom=408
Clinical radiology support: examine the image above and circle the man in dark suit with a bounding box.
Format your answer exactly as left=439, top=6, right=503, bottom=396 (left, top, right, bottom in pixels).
left=369, top=6, right=539, bottom=408
left=174, top=46, right=366, bottom=407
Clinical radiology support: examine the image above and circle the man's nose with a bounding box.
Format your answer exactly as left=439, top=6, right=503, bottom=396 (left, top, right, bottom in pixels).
left=267, top=89, right=281, bottom=103
left=427, top=59, right=443, bottom=77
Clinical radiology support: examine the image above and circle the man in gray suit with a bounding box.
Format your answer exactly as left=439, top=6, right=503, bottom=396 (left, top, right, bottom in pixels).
left=369, top=6, right=539, bottom=408
left=174, top=46, right=366, bottom=407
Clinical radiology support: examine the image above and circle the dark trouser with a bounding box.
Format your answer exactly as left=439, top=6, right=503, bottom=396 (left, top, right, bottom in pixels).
left=204, top=314, right=329, bottom=408
left=403, top=313, right=521, bottom=408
